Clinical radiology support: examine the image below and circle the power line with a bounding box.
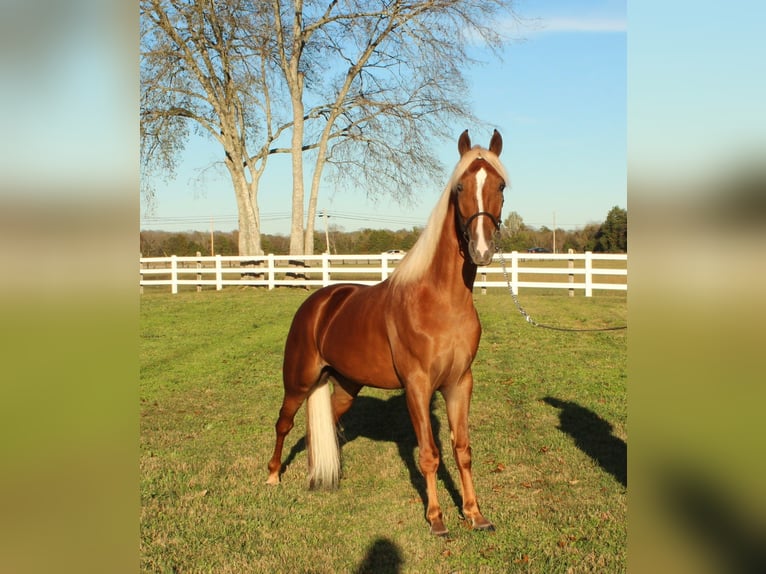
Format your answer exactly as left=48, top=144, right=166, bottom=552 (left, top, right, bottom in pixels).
left=140, top=211, right=602, bottom=231
left=139, top=210, right=429, bottom=230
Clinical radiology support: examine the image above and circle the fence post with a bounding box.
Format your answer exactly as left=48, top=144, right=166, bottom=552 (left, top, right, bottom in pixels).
left=170, top=255, right=178, bottom=294
left=215, top=254, right=223, bottom=291
left=267, top=254, right=275, bottom=290
left=381, top=252, right=389, bottom=281
left=196, top=251, right=202, bottom=292
left=511, top=251, right=519, bottom=295
left=568, top=248, right=574, bottom=297
left=584, top=251, right=593, bottom=297
left=139, top=253, right=144, bottom=295
left=322, top=252, right=330, bottom=287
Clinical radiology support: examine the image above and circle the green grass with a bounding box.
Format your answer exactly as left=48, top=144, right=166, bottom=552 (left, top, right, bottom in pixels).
left=140, top=288, right=626, bottom=573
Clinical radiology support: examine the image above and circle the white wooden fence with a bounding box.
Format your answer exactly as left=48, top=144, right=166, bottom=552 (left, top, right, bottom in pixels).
left=139, top=251, right=627, bottom=296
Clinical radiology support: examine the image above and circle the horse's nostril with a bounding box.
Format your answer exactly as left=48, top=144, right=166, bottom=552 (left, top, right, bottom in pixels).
left=468, top=240, right=493, bottom=266
left=468, top=240, right=478, bottom=261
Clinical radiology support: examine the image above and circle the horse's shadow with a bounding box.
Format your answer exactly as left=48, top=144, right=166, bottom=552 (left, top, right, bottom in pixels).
left=543, top=396, right=627, bottom=487
left=280, top=392, right=463, bottom=520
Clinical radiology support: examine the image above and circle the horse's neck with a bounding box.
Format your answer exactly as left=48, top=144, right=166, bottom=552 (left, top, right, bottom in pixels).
left=425, top=204, right=477, bottom=298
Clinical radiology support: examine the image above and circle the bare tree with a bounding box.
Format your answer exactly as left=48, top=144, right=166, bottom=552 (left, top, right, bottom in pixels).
left=269, top=0, right=515, bottom=254
left=142, top=0, right=282, bottom=256
left=141, top=0, right=517, bottom=256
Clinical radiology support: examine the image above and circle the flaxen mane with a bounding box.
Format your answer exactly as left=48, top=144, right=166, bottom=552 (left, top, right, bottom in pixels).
left=391, top=146, right=509, bottom=286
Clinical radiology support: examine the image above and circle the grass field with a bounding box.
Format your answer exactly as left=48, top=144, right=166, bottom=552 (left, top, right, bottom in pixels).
left=140, top=287, right=626, bottom=573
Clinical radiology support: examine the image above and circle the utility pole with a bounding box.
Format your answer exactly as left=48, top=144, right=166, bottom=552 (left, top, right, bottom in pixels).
left=322, top=209, right=330, bottom=254
left=552, top=211, right=557, bottom=254
left=210, top=216, right=215, bottom=256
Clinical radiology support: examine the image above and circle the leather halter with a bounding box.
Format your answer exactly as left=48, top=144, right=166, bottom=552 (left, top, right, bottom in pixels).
left=454, top=154, right=503, bottom=244
left=459, top=210, right=501, bottom=244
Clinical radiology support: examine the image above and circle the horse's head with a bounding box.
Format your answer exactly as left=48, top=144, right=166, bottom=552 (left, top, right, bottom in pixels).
left=453, top=129, right=507, bottom=266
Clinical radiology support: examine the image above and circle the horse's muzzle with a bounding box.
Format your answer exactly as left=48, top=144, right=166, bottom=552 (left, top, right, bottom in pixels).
left=462, top=211, right=500, bottom=267
left=468, top=238, right=495, bottom=266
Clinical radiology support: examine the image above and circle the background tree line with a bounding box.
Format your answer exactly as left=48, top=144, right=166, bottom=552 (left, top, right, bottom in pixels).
left=140, top=206, right=627, bottom=257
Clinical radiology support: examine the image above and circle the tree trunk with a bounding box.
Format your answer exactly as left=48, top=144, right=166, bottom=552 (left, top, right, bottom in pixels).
left=304, top=129, right=331, bottom=256
left=236, top=191, right=263, bottom=256
left=289, top=87, right=305, bottom=255
left=227, top=159, right=263, bottom=256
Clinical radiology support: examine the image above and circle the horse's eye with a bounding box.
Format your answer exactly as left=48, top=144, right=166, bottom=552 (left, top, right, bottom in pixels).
left=456, top=183, right=463, bottom=193
left=499, top=183, right=506, bottom=193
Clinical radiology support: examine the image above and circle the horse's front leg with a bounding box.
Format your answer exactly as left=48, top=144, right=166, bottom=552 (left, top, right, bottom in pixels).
left=441, top=370, right=494, bottom=531
left=405, top=384, right=448, bottom=536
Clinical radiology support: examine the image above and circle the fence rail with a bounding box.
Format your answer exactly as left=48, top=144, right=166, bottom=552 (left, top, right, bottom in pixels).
left=139, top=251, right=627, bottom=296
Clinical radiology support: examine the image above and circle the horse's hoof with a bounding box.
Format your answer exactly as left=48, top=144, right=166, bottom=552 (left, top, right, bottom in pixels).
left=473, top=522, right=495, bottom=532
left=430, top=521, right=449, bottom=537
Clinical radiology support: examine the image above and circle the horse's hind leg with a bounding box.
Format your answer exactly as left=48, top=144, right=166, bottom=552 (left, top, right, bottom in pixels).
left=330, top=374, right=362, bottom=423
left=266, top=357, right=324, bottom=485
left=266, top=388, right=308, bottom=484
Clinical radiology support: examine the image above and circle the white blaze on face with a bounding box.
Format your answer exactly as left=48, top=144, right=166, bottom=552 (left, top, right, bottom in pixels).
left=474, top=168, right=489, bottom=254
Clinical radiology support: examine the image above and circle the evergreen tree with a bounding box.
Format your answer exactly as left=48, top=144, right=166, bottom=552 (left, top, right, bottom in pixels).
left=594, top=206, right=627, bottom=252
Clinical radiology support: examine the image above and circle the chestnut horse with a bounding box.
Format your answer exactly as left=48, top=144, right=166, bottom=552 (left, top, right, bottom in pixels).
left=266, top=130, right=508, bottom=536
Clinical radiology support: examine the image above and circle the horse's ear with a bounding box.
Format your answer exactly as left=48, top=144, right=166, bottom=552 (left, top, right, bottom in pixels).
left=489, top=129, right=503, bottom=156
left=458, top=130, right=471, bottom=156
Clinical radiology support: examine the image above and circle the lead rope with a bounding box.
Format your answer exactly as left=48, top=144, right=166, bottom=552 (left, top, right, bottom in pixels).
left=496, top=250, right=627, bottom=332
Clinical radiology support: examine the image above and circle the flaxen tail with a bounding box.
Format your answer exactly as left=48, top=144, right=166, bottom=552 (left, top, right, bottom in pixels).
left=306, top=382, right=340, bottom=489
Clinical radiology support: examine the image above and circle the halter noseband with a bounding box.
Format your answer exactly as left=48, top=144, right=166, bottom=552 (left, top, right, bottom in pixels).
left=459, top=210, right=501, bottom=243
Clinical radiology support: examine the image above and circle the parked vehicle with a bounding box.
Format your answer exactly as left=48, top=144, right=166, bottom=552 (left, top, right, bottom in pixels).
left=526, top=247, right=551, bottom=253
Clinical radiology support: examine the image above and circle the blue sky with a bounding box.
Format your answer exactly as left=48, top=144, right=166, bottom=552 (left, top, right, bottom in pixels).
left=628, top=2, right=766, bottom=184
left=140, top=0, right=627, bottom=234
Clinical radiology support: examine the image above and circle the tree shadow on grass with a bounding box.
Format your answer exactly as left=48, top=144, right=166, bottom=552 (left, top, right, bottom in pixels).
left=352, top=537, right=404, bottom=574
left=543, top=396, right=627, bottom=487
left=278, top=392, right=463, bottom=523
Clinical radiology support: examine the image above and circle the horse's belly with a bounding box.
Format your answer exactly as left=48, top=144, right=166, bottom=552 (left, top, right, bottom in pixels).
left=321, top=326, right=402, bottom=389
